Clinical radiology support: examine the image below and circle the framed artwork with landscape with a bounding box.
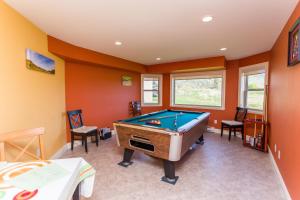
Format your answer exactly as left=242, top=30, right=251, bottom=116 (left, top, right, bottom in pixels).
left=26, top=49, right=55, bottom=74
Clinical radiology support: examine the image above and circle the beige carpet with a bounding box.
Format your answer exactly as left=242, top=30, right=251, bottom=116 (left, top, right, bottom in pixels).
left=62, top=132, right=285, bottom=200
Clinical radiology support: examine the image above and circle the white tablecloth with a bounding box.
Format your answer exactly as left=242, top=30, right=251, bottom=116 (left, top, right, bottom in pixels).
left=0, top=158, right=95, bottom=200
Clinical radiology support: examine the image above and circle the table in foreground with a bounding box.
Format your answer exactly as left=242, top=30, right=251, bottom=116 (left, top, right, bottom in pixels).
left=0, top=158, right=95, bottom=200
left=114, top=109, right=210, bottom=184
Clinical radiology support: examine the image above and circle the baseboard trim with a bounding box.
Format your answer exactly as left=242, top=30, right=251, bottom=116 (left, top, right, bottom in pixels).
left=207, top=127, right=242, bottom=138
left=207, top=127, right=221, bottom=134
left=51, top=140, right=83, bottom=159
left=50, top=143, right=68, bottom=159
left=268, top=146, right=291, bottom=200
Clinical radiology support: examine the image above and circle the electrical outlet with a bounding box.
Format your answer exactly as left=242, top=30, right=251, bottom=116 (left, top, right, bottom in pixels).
left=214, top=120, right=218, bottom=124
left=274, top=144, right=277, bottom=152
left=278, top=150, right=281, bottom=160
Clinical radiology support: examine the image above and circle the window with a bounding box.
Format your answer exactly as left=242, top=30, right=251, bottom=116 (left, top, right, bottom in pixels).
left=239, top=62, right=268, bottom=113
left=171, top=70, right=226, bottom=109
left=141, top=74, right=162, bottom=106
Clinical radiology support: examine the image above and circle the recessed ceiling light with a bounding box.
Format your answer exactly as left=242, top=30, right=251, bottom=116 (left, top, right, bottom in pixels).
left=202, top=16, right=213, bottom=23
left=156, top=57, right=161, bottom=61
left=220, top=47, right=227, bottom=51
left=115, top=41, right=122, bottom=46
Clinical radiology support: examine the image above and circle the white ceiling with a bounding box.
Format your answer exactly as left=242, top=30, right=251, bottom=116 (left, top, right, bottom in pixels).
left=4, top=0, right=298, bottom=65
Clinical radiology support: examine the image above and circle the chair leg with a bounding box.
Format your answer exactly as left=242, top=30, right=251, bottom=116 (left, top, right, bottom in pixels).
left=82, top=136, right=84, bottom=146
left=228, top=128, right=232, bottom=141
left=234, top=128, right=236, bottom=136
left=95, top=131, right=99, bottom=147
left=71, top=133, right=74, bottom=151
left=241, top=126, right=244, bottom=140
left=84, top=136, right=88, bottom=153
left=221, top=124, right=224, bottom=137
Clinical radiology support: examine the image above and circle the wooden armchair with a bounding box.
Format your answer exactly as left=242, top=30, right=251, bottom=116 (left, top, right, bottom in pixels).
left=0, top=127, right=45, bottom=161
left=221, top=107, right=248, bottom=141
left=67, top=109, right=99, bottom=153
left=129, top=101, right=142, bottom=116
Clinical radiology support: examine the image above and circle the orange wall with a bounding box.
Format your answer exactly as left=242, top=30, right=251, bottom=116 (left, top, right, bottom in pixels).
left=143, top=52, right=270, bottom=128
left=48, top=36, right=146, bottom=73
left=65, top=62, right=141, bottom=141
left=147, top=56, right=225, bottom=73
left=269, top=1, right=300, bottom=199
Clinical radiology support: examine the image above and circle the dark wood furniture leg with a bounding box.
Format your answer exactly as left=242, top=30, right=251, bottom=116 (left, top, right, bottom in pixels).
left=118, top=148, right=134, bottom=167
left=82, top=136, right=84, bottom=146
left=241, top=126, right=244, bottom=140
left=196, top=134, right=204, bottom=144
left=95, top=130, right=99, bottom=147
left=84, top=136, right=88, bottom=153
left=228, top=127, right=232, bottom=141
left=71, top=133, right=74, bottom=150
left=234, top=128, right=236, bottom=136
left=221, top=124, right=224, bottom=137
left=161, top=160, right=178, bottom=185
left=73, top=183, right=80, bottom=200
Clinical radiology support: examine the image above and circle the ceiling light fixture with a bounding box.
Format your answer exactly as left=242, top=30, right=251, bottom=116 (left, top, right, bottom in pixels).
left=115, top=41, right=122, bottom=46
left=156, top=57, right=161, bottom=61
left=202, top=16, right=213, bottom=23
left=220, top=47, right=227, bottom=51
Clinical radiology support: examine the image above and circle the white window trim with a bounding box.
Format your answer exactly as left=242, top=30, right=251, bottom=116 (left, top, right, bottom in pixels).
left=238, top=62, right=269, bottom=114
left=170, top=70, right=226, bottom=110
left=141, top=74, right=163, bottom=107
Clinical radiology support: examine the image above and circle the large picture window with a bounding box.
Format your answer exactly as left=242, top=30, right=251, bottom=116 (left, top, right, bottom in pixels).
left=141, top=74, right=162, bottom=106
left=239, top=62, right=268, bottom=113
left=171, top=71, right=225, bottom=109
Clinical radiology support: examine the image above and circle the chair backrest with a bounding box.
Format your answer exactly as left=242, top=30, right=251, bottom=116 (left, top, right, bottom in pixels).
left=0, top=127, right=45, bottom=161
left=130, top=101, right=141, bottom=116
left=67, top=109, right=83, bottom=129
left=234, top=107, right=248, bottom=122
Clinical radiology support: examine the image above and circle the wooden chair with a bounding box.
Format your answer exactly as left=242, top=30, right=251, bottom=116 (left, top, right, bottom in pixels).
left=0, top=127, right=45, bottom=161
left=67, top=109, right=98, bottom=153
left=130, top=101, right=142, bottom=116
left=221, top=107, right=248, bottom=141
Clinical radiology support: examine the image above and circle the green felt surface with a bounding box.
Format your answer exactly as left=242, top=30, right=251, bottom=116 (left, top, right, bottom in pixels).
left=122, top=110, right=203, bottom=131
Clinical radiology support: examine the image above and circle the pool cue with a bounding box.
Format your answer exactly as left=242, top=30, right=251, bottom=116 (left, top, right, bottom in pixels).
left=264, top=84, right=269, bottom=122
left=262, top=84, right=269, bottom=152
left=138, top=113, right=184, bottom=122
left=254, top=114, right=257, bottom=138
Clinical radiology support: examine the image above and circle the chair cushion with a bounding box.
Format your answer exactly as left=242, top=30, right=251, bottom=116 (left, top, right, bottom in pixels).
left=222, top=120, right=243, bottom=126
left=72, top=126, right=98, bottom=134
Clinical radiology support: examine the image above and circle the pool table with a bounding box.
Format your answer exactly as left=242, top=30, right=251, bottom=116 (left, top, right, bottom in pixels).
left=113, top=110, right=210, bottom=184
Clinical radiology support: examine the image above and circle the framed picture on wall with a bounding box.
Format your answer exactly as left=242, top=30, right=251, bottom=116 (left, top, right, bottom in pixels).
left=288, top=18, right=300, bottom=66
left=122, top=75, right=132, bottom=86
left=26, top=49, right=55, bottom=74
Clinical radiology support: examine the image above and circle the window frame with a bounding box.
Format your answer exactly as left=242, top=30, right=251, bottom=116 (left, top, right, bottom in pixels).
left=141, top=74, right=163, bottom=107
left=238, top=62, right=269, bottom=114
left=170, top=70, right=226, bottom=110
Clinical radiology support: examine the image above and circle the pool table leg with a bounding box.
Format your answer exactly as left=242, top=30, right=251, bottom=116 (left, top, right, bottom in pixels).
left=118, top=148, right=134, bottom=167
left=196, top=134, right=204, bottom=145
left=161, top=160, right=179, bottom=185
